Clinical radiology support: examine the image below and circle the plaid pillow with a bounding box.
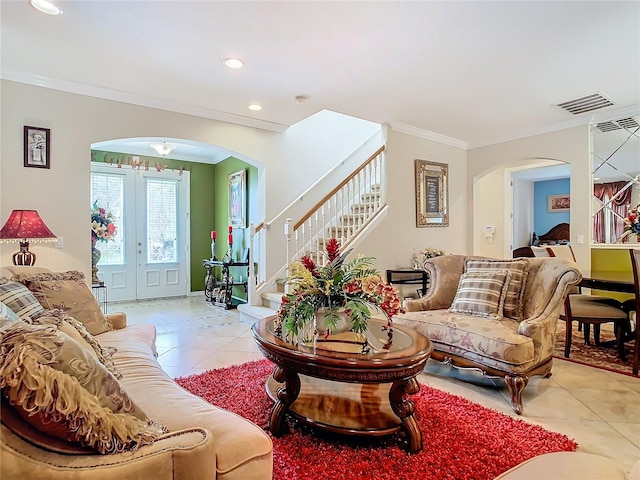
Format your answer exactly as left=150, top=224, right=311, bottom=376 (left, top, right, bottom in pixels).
left=0, top=279, right=45, bottom=320
left=0, top=300, right=20, bottom=322
left=449, top=270, right=511, bottom=319
left=464, top=258, right=530, bottom=320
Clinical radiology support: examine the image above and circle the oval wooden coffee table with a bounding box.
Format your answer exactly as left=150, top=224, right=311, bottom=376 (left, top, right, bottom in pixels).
left=251, top=316, right=432, bottom=452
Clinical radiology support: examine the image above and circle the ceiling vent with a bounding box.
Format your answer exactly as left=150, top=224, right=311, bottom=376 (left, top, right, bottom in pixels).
left=556, top=93, right=614, bottom=115
left=595, top=117, right=640, bottom=132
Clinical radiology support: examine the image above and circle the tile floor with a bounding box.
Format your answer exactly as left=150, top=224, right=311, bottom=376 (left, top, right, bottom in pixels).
left=114, top=295, right=640, bottom=471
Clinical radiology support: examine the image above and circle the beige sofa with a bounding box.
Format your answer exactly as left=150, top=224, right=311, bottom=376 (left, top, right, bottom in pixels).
left=494, top=451, right=640, bottom=480
left=393, top=255, right=581, bottom=415
left=0, top=268, right=273, bottom=480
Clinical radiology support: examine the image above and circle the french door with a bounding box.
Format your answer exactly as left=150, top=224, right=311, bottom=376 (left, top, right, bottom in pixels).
left=91, top=163, right=190, bottom=301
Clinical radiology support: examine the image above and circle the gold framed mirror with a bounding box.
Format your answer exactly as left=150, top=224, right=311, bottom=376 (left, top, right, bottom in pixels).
left=415, top=159, right=448, bottom=227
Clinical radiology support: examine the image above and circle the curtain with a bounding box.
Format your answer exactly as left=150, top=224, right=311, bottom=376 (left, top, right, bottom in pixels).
left=593, top=181, right=631, bottom=243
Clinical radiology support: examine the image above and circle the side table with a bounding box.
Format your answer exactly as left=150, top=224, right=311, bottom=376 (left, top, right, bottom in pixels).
left=91, top=282, right=108, bottom=313
left=386, top=269, right=430, bottom=297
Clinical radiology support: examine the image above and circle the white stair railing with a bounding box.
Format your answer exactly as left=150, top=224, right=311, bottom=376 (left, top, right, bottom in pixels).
left=246, top=138, right=386, bottom=306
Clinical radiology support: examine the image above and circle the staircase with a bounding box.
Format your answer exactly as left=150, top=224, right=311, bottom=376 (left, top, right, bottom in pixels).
left=238, top=177, right=386, bottom=325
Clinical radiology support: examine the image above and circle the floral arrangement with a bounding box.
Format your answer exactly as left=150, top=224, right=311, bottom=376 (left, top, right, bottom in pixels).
left=623, top=204, right=640, bottom=239
left=91, top=201, right=117, bottom=244
left=412, top=247, right=446, bottom=269
left=275, top=238, right=404, bottom=340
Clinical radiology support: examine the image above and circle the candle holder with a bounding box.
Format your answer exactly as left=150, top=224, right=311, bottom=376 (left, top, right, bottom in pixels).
left=211, top=239, right=217, bottom=260
left=223, top=240, right=233, bottom=263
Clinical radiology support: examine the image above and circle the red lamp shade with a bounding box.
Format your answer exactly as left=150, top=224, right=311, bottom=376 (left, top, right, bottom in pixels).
left=0, top=210, right=57, bottom=266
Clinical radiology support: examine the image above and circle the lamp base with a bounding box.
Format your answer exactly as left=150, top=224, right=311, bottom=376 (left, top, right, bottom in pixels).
left=12, top=241, right=36, bottom=266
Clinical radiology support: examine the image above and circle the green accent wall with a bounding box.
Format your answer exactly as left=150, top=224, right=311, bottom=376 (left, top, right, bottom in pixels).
left=92, top=151, right=257, bottom=296
left=214, top=158, right=259, bottom=301
left=591, top=248, right=634, bottom=302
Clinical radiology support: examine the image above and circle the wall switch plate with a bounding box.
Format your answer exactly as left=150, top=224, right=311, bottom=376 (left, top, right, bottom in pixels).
left=55, top=237, right=64, bottom=248
left=577, top=235, right=584, bottom=244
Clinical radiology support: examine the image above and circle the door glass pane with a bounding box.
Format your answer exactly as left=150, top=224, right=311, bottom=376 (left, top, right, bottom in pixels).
left=90, top=172, right=124, bottom=265
left=147, top=178, right=178, bottom=263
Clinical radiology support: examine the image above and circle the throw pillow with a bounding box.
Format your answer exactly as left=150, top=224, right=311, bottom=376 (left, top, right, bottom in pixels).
left=14, top=271, right=111, bottom=335
left=0, top=322, right=165, bottom=454
left=28, top=309, right=121, bottom=379
left=0, top=279, right=45, bottom=320
left=449, top=270, right=511, bottom=319
left=464, top=258, right=530, bottom=321
left=0, top=300, right=20, bottom=322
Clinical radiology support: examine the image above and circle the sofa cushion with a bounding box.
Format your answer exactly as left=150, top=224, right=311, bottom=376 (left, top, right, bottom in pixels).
left=0, top=322, right=164, bottom=454
left=97, top=324, right=274, bottom=476
left=0, top=279, right=45, bottom=320
left=465, top=258, right=530, bottom=321
left=14, top=270, right=112, bottom=335
left=394, top=310, right=535, bottom=372
left=449, top=270, right=510, bottom=319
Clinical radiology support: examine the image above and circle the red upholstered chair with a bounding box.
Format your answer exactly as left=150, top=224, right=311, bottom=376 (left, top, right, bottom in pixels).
left=628, top=248, right=640, bottom=375
left=532, top=245, right=629, bottom=358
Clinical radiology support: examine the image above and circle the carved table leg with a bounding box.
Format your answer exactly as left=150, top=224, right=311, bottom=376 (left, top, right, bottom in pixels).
left=269, top=366, right=301, bottom=436
left=389, top=376, right=422, bottom=453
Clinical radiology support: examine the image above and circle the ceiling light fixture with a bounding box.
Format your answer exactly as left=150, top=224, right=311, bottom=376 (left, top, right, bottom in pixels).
left=30, top=0, right=62, bottom=15
left=150, top=142, right=177, bottom=157
left=222, top=58, right=244, bottom=69
left=248, top=104, right=262, bottom=111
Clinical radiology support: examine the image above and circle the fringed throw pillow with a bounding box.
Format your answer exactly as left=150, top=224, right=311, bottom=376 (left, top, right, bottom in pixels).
left=449, top=270, right=511, bottom=319
left=12, top=270, right=112, bottom=335
left=0, top=322, right=166, bottom=454
left=464, top=258, right=530, bottom=320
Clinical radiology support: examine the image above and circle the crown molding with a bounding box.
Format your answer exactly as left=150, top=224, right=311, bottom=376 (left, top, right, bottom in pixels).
left=388, top=122, right=469, bottom=150
left=1, top=70, right=289, bottom=134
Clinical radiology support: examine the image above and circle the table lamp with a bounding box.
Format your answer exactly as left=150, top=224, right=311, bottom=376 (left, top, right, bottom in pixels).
left=0, top=209, right=57, bottom=265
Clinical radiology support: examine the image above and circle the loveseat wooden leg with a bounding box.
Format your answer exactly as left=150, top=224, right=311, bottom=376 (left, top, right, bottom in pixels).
left=504, top=374, right=528, bottom=415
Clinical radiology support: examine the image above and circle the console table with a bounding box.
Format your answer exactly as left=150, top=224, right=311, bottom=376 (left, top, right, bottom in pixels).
left=203, top=259, right=249, bottom=309
left=386, top=269, right=430, bottom=297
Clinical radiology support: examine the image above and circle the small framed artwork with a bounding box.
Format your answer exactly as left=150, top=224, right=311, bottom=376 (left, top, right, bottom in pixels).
left=228, top=169, right=246, bottom=228
left=548, top=194, right=570, bottom=212
left=24, top=125, right=51, bottom=169
left=415, top=159, right=449, bottom=227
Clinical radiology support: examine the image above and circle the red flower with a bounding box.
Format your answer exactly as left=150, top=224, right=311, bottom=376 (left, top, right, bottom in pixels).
left=325, top=238, right=340, bottom=262
left=300, top=255, right=318, bottom=276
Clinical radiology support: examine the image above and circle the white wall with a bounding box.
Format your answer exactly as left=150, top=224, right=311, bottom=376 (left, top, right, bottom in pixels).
left=468, top=126, right=591, bottom=270
left=356, top=127, right=468, bottom=274
left=512, top=176, right=535, bottom=249
left=0, top=81, right=380, bottom=279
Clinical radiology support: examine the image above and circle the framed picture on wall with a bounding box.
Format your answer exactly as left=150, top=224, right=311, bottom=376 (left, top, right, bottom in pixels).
left=228, top=169, right=246, bottom=228
left=548, top=194, right=570, bottom=212
left=23, top=125, right=51, bottom=169
left=415, top=159, right=449, bottom=227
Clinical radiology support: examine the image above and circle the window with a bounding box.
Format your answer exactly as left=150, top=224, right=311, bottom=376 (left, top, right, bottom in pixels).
left=146, top=178, right=178, bottom=263
left=90, top=172, right=125, bottom=265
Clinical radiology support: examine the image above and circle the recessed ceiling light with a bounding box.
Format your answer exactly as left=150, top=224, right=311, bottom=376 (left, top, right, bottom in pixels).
left=223, top=58, right=244, bottom=69
left=30, top=0, right=62, bottom=15
left=248, top=104, right=262, bottom=111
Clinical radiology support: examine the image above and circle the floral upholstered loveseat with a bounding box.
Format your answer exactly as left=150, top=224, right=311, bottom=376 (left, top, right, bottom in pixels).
left=393, top=255, right=581, bottom=414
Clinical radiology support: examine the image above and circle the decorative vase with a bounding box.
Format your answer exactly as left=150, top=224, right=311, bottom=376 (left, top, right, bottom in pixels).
left=91, top=244, right=102, bottom=284
left=315, top=308, right=353, bottom=335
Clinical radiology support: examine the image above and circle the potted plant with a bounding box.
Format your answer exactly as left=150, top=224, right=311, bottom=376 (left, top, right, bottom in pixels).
left=275, top=238, right=404, bottom=342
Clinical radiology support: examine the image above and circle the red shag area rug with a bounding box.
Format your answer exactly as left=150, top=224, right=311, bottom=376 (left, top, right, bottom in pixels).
left=175, top=359, right=577, bottom=480
left=554, top=322, right=637, bottom=377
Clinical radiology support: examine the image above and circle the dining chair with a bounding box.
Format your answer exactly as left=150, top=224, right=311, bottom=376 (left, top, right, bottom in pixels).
left=628, top=248, right=640, bottom=375
left=531, top=245, right=629, bottom=358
